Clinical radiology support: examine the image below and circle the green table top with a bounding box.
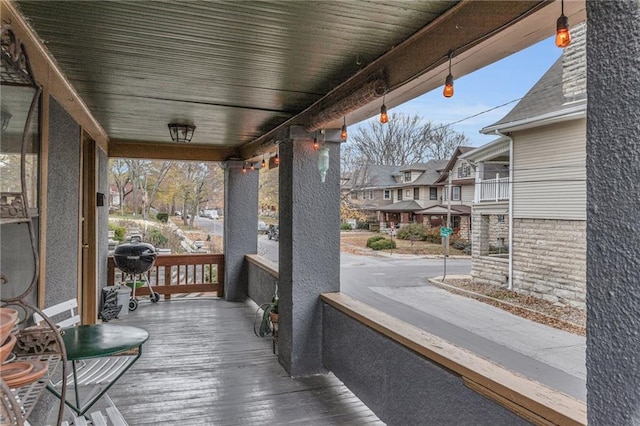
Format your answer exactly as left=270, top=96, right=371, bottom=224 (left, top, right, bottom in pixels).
left=62, top=324, right=149, bottom=360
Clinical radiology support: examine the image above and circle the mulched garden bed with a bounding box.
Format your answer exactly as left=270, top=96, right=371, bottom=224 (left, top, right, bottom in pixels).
left=435, top=278, right=586, bottom=336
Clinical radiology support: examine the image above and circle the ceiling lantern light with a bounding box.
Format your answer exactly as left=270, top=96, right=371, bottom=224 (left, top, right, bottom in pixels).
left=555, top=0, right=571, bottom=48
left=168, top=123, right=196, bottom=143
left=443, top=51, right=454, bottom=98
left=380, top=94, right=389, bottom=124
left=341, top=117, right=348, bottom=141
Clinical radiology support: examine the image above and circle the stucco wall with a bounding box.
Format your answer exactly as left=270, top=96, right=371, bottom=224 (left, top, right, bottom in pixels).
left=45, top=97, right=80, bottom=306
left=223, top=162, right=259, bottom=301
left=512, top=218, right=586, bottom=308
left=322, top=304, right=530, bottom=425
left=246, top=255, right=278, bottom=307
left=586, top=3, right=640, bottom=423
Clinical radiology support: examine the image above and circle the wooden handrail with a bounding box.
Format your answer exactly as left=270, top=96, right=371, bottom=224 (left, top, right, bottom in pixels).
left=107, top=253, right=224, bottom=298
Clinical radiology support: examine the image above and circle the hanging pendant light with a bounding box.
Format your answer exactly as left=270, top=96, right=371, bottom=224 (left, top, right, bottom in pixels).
left=313, top=131, right=319, bottom=150
left=274, top=152, right=279, bottom=165
left=380, top=94, right=389, bottom=124
left=341, top=117, right=348, bottom=141
left=555, top=0, right=571, bottom=48
left=242, top=162, right=247, bottom=173
left=261, top=156, right=266, bottom=169
left=443, top=51, right=454, bottom=98
left=318, top=147, right=330, bottom=183
left=250, top=162, right=255, bottom=171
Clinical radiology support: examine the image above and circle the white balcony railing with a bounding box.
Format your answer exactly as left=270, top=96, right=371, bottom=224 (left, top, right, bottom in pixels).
left=478, top=176, right=510, bottom=202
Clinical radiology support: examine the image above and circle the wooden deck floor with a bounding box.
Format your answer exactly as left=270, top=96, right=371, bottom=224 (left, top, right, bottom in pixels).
left=107, top=297, right=384, bottom=425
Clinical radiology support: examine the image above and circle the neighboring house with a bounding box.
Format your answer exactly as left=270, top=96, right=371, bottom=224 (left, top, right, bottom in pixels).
left=422, top=146, right=476, bottom=239
left=463, top=23, right=587, bottom=308
left=343, top=147, right=477, bottom=238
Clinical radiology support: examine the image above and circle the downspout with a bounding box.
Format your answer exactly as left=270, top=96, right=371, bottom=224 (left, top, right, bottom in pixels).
left=495, top=130, right=514, bottom=290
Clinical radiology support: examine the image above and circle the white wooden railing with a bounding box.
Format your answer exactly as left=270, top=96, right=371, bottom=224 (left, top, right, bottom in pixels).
left=477, top=175, right=510, bottom=202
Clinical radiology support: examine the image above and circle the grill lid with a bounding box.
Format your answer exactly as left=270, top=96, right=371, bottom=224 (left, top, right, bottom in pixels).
left=113, top=241, right=157, bottom=275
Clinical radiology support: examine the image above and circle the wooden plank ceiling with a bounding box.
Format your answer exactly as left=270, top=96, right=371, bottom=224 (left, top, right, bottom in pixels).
left=14, top=1, right=580, bottom=160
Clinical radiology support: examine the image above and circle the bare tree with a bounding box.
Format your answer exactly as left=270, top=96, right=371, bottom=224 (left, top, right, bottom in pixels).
left=345, top=113, right=468, bottom=166
left=423, top=125, right=469, bottom=160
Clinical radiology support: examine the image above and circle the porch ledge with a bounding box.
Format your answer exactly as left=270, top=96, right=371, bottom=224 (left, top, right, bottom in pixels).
left=320, top=292, right=586, bottom=426
left=245, top=254, right=279, bottom=278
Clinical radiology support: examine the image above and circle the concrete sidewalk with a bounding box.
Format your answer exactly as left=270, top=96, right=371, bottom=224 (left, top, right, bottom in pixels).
left=367, top=278, right=586, bottom=400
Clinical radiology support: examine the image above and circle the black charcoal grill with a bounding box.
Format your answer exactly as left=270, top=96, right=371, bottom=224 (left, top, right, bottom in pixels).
left=113, top=241, right=160, bottom=310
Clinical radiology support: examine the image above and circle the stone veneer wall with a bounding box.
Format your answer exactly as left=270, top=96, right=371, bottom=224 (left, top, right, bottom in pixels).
left=512, top=218, right=586, bottom=308
left=471, top=256, right=509, bottom=287
left=471, top=213, right=509, bottom=287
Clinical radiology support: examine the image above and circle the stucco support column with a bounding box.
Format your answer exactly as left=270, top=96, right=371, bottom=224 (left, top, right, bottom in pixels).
left=223, top=160, right=259, bottom=301
left=586, top=3, right=640, bottom=424
left=278, top=125, right=342, bottom=377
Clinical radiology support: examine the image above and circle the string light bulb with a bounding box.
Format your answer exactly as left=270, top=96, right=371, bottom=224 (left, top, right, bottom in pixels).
left=341, top=117, right=348, bottom=141
left=274, top=152, right=279, bottom=165
left=242, top=162, right=247, bottom=173
left=261, top=156, right=266, bottom=169
left=313, top=132, right=319, bottom=150
left=555, top=0, right=571, bottom=48
left=443, top=51, right=454, bottom=98
left=380, top=94, right=389, bottom=124
left=250, top=162, right=255, bottom=171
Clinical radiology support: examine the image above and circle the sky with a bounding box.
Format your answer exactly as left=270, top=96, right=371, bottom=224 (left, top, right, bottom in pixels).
left=354, top=35, right=562, bottom=148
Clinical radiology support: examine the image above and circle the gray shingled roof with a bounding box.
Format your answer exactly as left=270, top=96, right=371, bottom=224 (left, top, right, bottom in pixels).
left=345, top=165, right=402, bottom=189
left=412, top=159, right=449, bottom=185
left=485, top=57, right=565, bottom=130
left=378, top=200, right=423, bottom=212
left=483, top=24, right=586, bottom=132
left=345, top=159, right=447, bottom=189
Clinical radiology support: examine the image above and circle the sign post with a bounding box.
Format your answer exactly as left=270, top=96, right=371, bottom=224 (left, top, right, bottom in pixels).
left=440, top=226, right=453, bottom=279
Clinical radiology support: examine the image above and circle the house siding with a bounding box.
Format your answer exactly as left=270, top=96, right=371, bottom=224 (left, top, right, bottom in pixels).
left=512, top=119, right=586, bottom=220
left=512, top=218, right=586, bottom=308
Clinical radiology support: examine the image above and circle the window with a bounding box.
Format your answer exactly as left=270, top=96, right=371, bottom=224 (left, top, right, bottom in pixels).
left=351, top=191, right=358, bottom=200
left=368, top=190, right=374, bottom=200
left=452, top=215, right=461, bottom=229
left=405, top=189, right=411, bottom=197
left=497, top=214, right=505, bottom=223
left=397, top=189, right=403, bottom=201
left=458, top=163, right=471, bottom=178
left=414, top=188, right=420, bottom=200
left=360, top=191, right=366, bottom=200
left=429, top=187, right=438, bottom=200
left=383, top=190, right=390, bottom=200
left=404, top=171, right=412, bottom=182
left=452, top=186, right=461, bottom=201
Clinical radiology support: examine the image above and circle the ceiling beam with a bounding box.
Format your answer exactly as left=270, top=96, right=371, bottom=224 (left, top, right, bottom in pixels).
left=240, top=0, right=556, bottom=160
left=109, top=139, right=239, bottom=162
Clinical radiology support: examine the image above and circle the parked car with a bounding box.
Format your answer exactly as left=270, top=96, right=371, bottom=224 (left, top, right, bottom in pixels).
left=258, top=221, right=269, bottom=234
left=202, top=209, right=219, bottom=220
left=267, top=224, right=279, bottom=241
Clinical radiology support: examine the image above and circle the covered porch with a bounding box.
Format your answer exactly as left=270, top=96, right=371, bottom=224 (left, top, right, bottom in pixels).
left=2, top=1, right=640, bottom=425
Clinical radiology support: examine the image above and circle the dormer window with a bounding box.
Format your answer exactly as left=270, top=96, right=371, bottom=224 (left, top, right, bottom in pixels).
left=458, top=164, right=471, bottom=178
left=404, top=171, right=412, bottom=182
